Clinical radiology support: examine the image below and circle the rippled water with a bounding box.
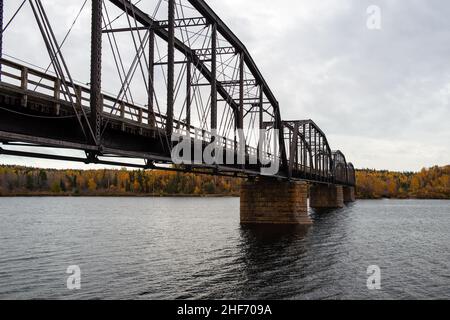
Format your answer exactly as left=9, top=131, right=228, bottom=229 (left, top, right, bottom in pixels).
left=0, top=197, right=449, bottom=300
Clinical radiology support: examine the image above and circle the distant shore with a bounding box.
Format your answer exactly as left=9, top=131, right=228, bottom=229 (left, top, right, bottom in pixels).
left=1, top=165, right=449, bottom=200
left=0, top=192, right=239, bottom=198
left=0, top=193, right=447, bottom=200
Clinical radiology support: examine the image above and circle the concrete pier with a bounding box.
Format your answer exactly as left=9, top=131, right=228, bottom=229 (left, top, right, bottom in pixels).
left=240, top=178, right=312, bottom=225
left=309, top=184, right=344, bottom=209
left=343, top=186, right=356, bottom=203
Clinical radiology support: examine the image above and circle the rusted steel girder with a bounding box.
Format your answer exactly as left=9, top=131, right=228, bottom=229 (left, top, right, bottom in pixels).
left=166, top=0, right=174, bottom=137
left=90, top=0, right=102, bottom=145
left=0, top=0, right=3, bottom=81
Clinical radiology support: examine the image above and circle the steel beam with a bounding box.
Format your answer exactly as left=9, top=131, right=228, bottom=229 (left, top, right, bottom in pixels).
left=186, top=60, right=191, bottom=128
left=0, top=0, right=3, bottom=81
left=102, top=26, right=148, bottom=33
left=303, top=124, right=307, bottom=171
left=211, top=23, right=217, bottom=131
left=193, top=47, right=236, bottom=56
left=166, top=0, right=175, bottom=137
left=288, top=122, right=299, bottom=178
left=90, top=0, right=102, bottom=145
left=221, top=79, right=257, bottom=87
left=157, top=17, right=208, bottom=28
left=154, top=60, right=211, bottom=66
left=314, top=131, right=318, bottom=175
left=238, top=51, right=244, bottom=129
left=148, top=29, right=155, bottom=127
left=259, top=84, right=264, bottom=130
left=102, top=18, right=208, bottom=34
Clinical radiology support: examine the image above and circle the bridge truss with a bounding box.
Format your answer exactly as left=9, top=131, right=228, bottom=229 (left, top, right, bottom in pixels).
left=0, top=0, right=355, bottom=186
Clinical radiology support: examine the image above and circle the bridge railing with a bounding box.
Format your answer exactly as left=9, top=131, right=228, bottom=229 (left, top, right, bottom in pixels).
left=0, top=58, right=162, bottom=126
left=0, top=58, right=279, bottom=166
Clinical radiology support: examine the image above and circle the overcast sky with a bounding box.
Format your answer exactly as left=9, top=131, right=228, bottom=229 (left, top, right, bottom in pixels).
left=1, top=0, right=449, bottom=171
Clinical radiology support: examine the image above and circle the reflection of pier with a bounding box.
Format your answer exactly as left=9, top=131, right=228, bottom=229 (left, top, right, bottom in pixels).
left=237, top=224, right=310, bottom=298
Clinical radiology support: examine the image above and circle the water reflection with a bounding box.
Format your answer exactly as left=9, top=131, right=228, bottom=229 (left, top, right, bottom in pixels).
left=0, top=198, right=449, bottom=299
left=239, top=224, right=310, bottom=247
left=236, top=224, right=311, bottom=299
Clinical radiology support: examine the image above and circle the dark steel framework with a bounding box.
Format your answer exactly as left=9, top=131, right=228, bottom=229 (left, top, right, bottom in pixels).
left=0, top=0, right=3, bottom=80
left=0, top=0, right=355, bottom=186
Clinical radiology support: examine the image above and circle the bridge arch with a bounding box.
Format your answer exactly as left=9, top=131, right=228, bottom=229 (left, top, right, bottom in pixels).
left=280, top=121, right=314, bottom=177
left=275, top=120, right=333, bottom=181
left=297, top=120, right=333, bottom=180
left=347, top=162, right=356, bottom=186
left=332, top=150, right=348, bottom=184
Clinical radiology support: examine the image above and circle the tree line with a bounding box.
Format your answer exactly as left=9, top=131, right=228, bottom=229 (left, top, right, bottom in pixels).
left=0, top=166, right=240, bottom=196
left=355, top=166, right=449, bottom=199
left=0, top=165, right=448, bottom=199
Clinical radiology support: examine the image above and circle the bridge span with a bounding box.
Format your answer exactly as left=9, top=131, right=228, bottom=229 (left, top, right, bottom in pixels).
left=0, top=0, right=356, bottom=224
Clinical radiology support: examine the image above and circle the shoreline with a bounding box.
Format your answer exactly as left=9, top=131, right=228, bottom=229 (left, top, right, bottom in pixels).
left=0, top=193, right=240, bottom=198
left=0, top=193, right=448, bottom=200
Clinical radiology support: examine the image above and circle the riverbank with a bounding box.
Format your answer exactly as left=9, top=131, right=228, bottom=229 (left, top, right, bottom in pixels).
left=1, top=165, right=449, bottom=200
left=0, top=193, right=447, bottom=200
left=0, top=192, right=239, bottom=198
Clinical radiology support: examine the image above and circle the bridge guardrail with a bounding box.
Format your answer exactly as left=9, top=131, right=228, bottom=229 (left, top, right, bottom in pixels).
left=0, top=58, right=279, bottom=167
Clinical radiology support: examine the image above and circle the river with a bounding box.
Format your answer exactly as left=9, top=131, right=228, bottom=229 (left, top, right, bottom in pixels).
left=0, top=197, right=449, bottom=299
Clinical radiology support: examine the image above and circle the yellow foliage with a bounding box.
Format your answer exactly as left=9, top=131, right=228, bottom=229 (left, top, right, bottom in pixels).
left=356, top=166, right=450, bottom=199
left=87, top=178, right=97, bottom=192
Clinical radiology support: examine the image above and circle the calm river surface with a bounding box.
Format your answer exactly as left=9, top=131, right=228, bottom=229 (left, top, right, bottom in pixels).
left=0, top=197, right=449, bottom=300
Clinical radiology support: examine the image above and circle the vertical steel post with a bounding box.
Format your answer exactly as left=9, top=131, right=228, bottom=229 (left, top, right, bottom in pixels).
left=257, top=84, right=264, bottom=164
left=235, top=51, right=245, bottom=166
left=90, top=0, right=102, bottom=145
left=319, top=136, right=323, bottom=177
left=303, top=125, right=307, bottom=172
left=1, top=0, right=4, bottom=81
left=166, top=0, right=175, bottom=137
left=186, top=59, right=191, bottom=129
left=210, top=23, right=217, bottom=132
left=294, top=123, right=299, bottom=172
left=299, top=139, right=303, bottom=171
left=275, top=103, right=288, bottom=172
left=314, top=131, right=318, bottom=175
left=238, top=51, right=244, bottom=129
left=259, top=84, right=264, bottom=129
left=308, top=125, right=312, bottom=174
left=148, top=29, right=155, bottom=128
left=295, top=128, right=299, bottom=171
left=322, top=138, right=325, bottom=177
left=289, top=123, right=299, bottom=178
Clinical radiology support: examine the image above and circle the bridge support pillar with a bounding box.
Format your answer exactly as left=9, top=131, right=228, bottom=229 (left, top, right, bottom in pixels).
left=343, top=186, right=356, bottom=203
left=309, top=184, right=344, bottom=209
left=240, top=178, right=311, bottom=225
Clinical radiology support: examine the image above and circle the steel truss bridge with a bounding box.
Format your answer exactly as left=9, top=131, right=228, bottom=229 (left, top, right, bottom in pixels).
left=0, top=0, right=355, bottom=186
